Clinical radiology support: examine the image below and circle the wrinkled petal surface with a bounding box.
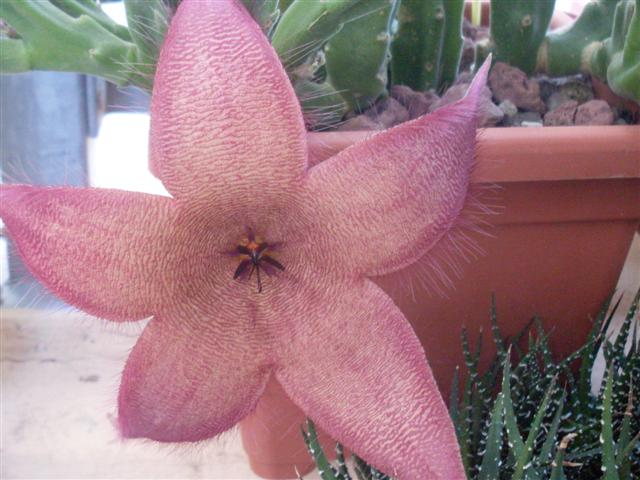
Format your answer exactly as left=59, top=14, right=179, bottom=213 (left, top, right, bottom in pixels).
left=303, top=59, right=490, bottom=277
left=119, top=293, right=271, bottom=441
left=264, top=278, right=464, bottom=480
left=150, top=0, right=307, bottom=213
left=0, top=185, right=179, bottom=321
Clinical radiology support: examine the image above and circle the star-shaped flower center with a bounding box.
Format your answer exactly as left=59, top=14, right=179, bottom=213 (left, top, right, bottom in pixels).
left=233, top=233, right=285, bottom=293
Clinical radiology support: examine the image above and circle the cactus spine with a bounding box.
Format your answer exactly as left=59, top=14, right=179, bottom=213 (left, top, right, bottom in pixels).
left=324, top=0, right=400, bottom=111
left=294, top=79, right=348, bottom=131
left=490, top=0, right=555, bottom=74
left=124, top=0, right=174, bottom=83
left=391, top=0, right=464, bottom=92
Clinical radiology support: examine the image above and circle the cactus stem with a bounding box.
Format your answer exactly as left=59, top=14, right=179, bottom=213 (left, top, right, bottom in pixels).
left=581, top=41, right=605, bottom=72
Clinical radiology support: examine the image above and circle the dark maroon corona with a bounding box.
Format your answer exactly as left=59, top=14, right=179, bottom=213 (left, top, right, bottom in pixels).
left=233, top=234, right=284, bottom=293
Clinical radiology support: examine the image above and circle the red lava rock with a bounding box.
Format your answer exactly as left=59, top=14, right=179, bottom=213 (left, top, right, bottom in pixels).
left=390, top=85, right=436, bottom=119
left=543, top=100, right=578, bottom=126
left=423, top=90, right=440, bottom=106
left=389, top=84, right=416, bottom=104
left=337, top=114, right=383, bottom=131
left=430, top=83, right=504, bottom=127
left=366, top=97, right=409, bottom=128
left=489, top=62, right=546, bottom=113
left=574, top=99, right=614, bottom=126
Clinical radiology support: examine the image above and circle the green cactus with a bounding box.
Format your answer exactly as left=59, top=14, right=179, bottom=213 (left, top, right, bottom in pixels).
left=606, top=0, right=640, bottom=101
left=0, top=0, right=148, bottom=88
left=271, top=0, right=387, bottom=78
left=391, top=0, right=464, bottom=92
left=490, top=0, right=555, bottom=74
left=278, top=0, right=296, bottom=14
left=124, top=0, right=174, bottom=83
left=590, top=1, right=630, bottom=79
left=438, top=0, right=465, bottom=89
left=537, top=0, right=619, bottom=76
left=324, top=0, right=400, bottom=111
left=586, top=0, right=639, bottom=103
left=50, top=0, right=132, bottom=40
left=4, top=0, right=639, bottom=118
left=240, top=0, right=280, bottom=37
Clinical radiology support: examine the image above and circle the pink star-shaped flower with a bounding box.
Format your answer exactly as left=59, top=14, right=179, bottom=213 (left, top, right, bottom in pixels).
left=0, top=1, right=491, bottom=478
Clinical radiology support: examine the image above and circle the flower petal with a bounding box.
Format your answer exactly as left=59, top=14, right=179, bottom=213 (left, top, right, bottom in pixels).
left=268, top=278, right=465, bottom=480
left=150, top=0, right=307, bottom=211
left=118, top=296, right=271, bottom=442
left=303, top=58, right=491, bottom=277
left=0, top=185, right=179, bottom=321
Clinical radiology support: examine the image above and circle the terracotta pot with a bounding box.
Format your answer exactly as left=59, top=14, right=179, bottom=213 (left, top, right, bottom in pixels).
left=591, top=76, right=640, bottom=120
left=241, top=125, right=640, bottom=478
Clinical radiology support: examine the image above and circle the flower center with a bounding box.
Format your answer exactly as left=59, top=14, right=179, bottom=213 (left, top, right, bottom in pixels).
left=233, top=234, right=284, bottom=293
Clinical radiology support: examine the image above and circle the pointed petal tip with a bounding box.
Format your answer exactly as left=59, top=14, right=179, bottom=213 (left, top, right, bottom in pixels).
left=116, top=398, right=157, bottom=442
left=273, top=279, right=466, bottom=479
left=115, top=407, right=153, bottom=442
left=116, top=411, right=171, bottom=443
left=114, top=411, right=132, bottom=440
left=466, top=54, right=492, bottom=102
left=151, top=0, right=307, bottom=206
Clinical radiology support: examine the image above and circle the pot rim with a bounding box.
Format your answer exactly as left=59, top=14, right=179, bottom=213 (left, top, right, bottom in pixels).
left=307, top=125, right=640, bottom=184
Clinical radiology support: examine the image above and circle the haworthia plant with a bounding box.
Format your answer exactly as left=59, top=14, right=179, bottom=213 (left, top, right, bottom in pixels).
left=301, top=291, right=640, bottom=479
left=391, top=0, right=465, bottom=92
left=601, top=366, right=620, bottom=480
left=301, top=419, right=341, bottom=480
left=477, top=393, right=504, bottom=480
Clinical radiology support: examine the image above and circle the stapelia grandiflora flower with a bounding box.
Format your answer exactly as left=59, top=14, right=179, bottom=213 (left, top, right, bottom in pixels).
left=0, top=1, right=491, bottom=478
